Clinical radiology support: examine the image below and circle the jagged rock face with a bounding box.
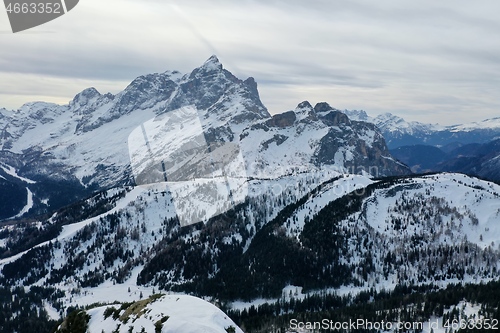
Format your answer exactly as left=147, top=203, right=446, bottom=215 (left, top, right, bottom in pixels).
left=74, top=72, right=180, bottom=133
left=236, top=100, right=410, bottom=177
left=114, top=73, right=179, bottom=113
left=0, top=56, right=408, bottom=209
left=0, top=56, right=269, bottom=188
left=318, top=110, right=351, bottom=127
left=265, top=111, right=296, bottom=128
left=314, top=104, right=409, bottom=176
left=164, top=56, right=269, bottom=122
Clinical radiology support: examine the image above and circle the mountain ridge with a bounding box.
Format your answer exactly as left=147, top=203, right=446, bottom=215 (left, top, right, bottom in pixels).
left=343, top=110, right=500, bottom=149
left=0, top=56, right=408, bottom=220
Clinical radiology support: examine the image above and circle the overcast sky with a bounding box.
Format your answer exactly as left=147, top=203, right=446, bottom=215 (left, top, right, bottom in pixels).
left=1, top=0, right=499, bottom=125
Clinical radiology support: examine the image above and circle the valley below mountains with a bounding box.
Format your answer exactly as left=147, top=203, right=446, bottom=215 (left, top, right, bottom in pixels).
left=1, top=56, right=500, bottom=332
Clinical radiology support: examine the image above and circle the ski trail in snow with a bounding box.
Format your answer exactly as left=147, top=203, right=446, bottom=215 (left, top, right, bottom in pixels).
left=12, top=187, right=33, bottom=219
left=0, top=163, right=36, bottom=184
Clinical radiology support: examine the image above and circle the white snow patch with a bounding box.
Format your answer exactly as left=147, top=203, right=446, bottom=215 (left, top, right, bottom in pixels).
left=0, top=163, right=36, bottom=184
left=11, top=187, right=33, bottom=218
left=86, top=294, right=243, bottom=333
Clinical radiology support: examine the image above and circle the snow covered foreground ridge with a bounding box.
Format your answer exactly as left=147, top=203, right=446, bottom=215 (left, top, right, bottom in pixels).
left=2, top=171, right=500, bottom=330
left=56, top=294, right=243, bottom=333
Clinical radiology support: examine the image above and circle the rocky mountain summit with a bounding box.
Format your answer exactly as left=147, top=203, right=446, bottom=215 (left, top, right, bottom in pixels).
left=0, top=56, right=408, bottom=219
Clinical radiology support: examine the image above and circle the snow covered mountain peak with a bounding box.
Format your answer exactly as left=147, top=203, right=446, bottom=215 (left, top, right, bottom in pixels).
left=69, top=87, right=109, bottom=115
left=449, top=116, right=500, bottom=132
left=314, top=102, right=351, bottom=126
left=165, top=56, right=270, bottom=123
left=296, top=100, right=313, bottom=109
left=341, top=109, right=371, bottom=122
left=292, top=101, right=352, bottom=125
left=292, top=101, right=318, bottom=122
left=200, top=54, right=223, bottom=72
left=0, top=56, right=409, bottom=218
left=187, top=54, right=224, bottom=80
left=71, top=87, right=101, bottom=105
left=375, top=112, right=411, bottom=131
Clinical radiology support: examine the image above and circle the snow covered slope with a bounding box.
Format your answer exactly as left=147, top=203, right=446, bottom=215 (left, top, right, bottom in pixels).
left=0, top=170, right=342, bottom=309
left=56, top=294, right=243, bottom=333
left=449, top=117, right=500, bottom=132
left=2, top=172, right=500, bottom=314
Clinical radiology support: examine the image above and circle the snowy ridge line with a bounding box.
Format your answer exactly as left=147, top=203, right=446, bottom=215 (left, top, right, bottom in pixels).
left=0, top=171, right=340, bottom=277
left=2, top=171, right=500, bottom=328
left=285, top=174, right=374, bottom=240
left=60, top=294, right=244, bottom=333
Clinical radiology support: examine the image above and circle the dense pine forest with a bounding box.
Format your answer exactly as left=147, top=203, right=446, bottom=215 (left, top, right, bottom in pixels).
left=228, top=281, right=500, bottom=332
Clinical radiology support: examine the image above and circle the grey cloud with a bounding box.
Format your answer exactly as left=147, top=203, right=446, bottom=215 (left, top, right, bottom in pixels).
left=1, top=0, right=499, bottom=125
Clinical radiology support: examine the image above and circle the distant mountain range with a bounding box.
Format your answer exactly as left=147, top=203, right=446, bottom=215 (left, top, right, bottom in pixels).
left=390, top=139, right=500, bottom=179
left=343, top=109, right=500, bottom=149
left=342, top=110, right=500, bottom=181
